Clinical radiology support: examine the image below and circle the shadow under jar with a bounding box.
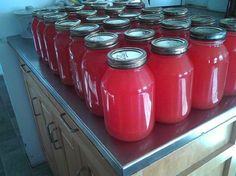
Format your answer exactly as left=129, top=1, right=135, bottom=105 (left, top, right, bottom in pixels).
left=69, top=23, right=100, bottom=99
left=105, top=5, right=125, bottom=18
left=63, top=5, right=84, bottom=20
left=118, top=11, right=141, bottom=28
left=44, top=12, right=68, bottom=74
left=190, top=15, right=216, bottom=27
left=141, top=7, right=163, bottom=15
left=160, top=18, right=191, bottom=40
left=148, top=38, right=193, bottom=123
left=103, top=18, right=130, bottom=46
left=163, top=7, right=188, bottom=20
left=81, top=32, right=119, bottom=116
left=188, top=27, right=229, bottom=109
left=54, top=19, right=81, bottom=85
left=76, top=10, right=97, bottom=23
left=101, top=47, right=155, bottom=142
left=220, top=18, right=236, bottom=96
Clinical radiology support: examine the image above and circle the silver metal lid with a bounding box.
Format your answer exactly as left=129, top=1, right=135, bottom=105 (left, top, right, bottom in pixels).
left=113, top=0, right=129, bottom=6
left=64, top=5, right=84, bottom=12
left=86, top=15, right=110, bottom=24
left=124, top=28, right=155, bottom=42
left=70, top=23, right=100, bottom=37
left=161, top=18, right=191, bottom=30
left=138, top=14, right=164, bottom=24
left=103, top=18, right=130, bottom=30
left=191, top=15, right=216, bottom=27
left=219, top=18, right=236, bottom=32
left=82, top=0, right=97, bottom=6
left=126, top=2, right=145, bottom=9
left=44, top=12, right=68, bottom=23
left=108, top=47, right=147, bottom=69
left=36, top=10, right=59, bottom=19
left=190, top=27, right=226, bottom=40
left=91, top=2, right=108, bottom=10
left=118, top=12, right=141, bottom=21
left=76, top=10, right=97, bottom=18
left=151, top=38, right=188, bottom=55
left=142, top=7, right=163, bottom=14
left=32, top=8, right=45, bottom=17
left=163, top=7, right=188, bottom=17
left=55, top=19, right=81, bottom=31
left=105, top=5, right=125, bottom=15
left=85, top=32, right=119, bottom=49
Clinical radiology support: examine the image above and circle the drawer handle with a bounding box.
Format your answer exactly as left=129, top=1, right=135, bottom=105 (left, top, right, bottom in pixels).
left=60, top=113, right=78, bottom=133
left=47, top=122, right=62, bottom=150
left=20, top=64, right=31, bottom=73
left=31, top=97, right=41, bottom=117
left=78, top=166, right=93, bottom=176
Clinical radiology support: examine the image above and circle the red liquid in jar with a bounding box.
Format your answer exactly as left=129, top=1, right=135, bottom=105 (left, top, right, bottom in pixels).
left=32, top=16, right=41, bottom=56
left=37, top=20, right=48, bottom=62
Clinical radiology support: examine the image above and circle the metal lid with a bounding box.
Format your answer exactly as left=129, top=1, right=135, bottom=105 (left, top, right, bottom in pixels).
left=163, top=7, right=188, bottom=17
left=91, top=2, right=108, bottom=10
left=138, top=14, right=164, bottom=24
left=85, top=32, right=119, bottom=49
left=55, top=19, right=81, bottom=31
left=64, top=5, right=84, bottom=12
left=190, top=27, right=226, bottom=40
left=82, top=0, right=97, bottom=6
left=161, top=18, right=191, bottom=30
left=124, top=28, right=155, bottom=42
left=86, top=15, right=110, bottom=24
left=191, top=15, right=216, bottom=27
left=113, top=0, right=129, bottom=6
left=151, top=38, right=188, bottom=55
left=118, top=12, right=141, bottom=21
left=44, top=12, right=68, bottom=23
left=108, top=47, right=147, bottom=69
left=36, top=10, right=59, bottom=19
left=103, top=18, right=130, bottom=30
left=70, top=23, right=100, bottom=37
left=105, top=5, right=125, bottom=15
left=142, top=7, right=163, bottom=14
left=76, top=10, right=97, bottom=18
left=126, top=2, right=145, bottom=9
left=219, top=18, right=236, bottom=32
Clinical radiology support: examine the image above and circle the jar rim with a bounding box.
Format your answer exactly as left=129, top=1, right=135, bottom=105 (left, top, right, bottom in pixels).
left=163, top=7, right=188, bottom=17
left=124, top=28, right=155, bottom=42
left=76, top=10, right=97, bottom=17
left=141, top=7, right=163, bottom=14
left=220, top=18, right=236, bottom=32
left=86, top=15, right=110, bottom=24
left=70, top=23, right=100, bottom=37
left=44, top=12, right=68, bottom=22
left=118, top=12, right=141, bottom=21
left=103, top=18, right=130, bottom=30
left=190, top=26, right=226, bottom=40
left=55, top=19, right=81, bottom=31
left=64, top=5, right=84, bottom=12
left=139, top=14, right=164, bottom=24
left=191, top=15, right=216, bottom=26
left=91, top=2, right=108, bottom=10
left=161, top=18, right=191, bottom=30
left=126, top=2, right=145, bottom=9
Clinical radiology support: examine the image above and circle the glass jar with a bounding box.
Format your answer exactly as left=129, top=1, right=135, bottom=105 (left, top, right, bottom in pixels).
left=163, top=7, right=188, bottom=19
left=103, top=18, right=130, bottom=46
left=190, top=15, right=216, bottom=27
left=149, top=38, right=193, bottom=123
left=32, top=9, right=42, bottom=56
left=82, top=0, right=96, bottom=10
left=138, top=14, right=164, bottom=37
left=118, top=11, right=140, bottom=28
left=188, top=27, right=229, bottom=109
left=82, top=32, right=119, bottom=116
left=69, top=23, right=100, bottom=98
left=161, top=18, right=191, bottom=40
left=125, top=2, right=145, bottom=13
left=64, top=5, right=84, bottom=20
left=220, top=18, right=236, bottom=95
left=101, top=47, right=155, bottom=141
left=55, top=20, right=81, bottom=85
left=124, top=28, right=155, bottom=58
left=105, top=5, right=125, bottom=18
left=44, top=12, right=68, bottom=74
left=76, top=10, right=97, bottom=23
left=91, top=2, right=108, bottom=16
left=86, top=15, right=110, bottom=27
left=141, top=7, right=163, bottom=15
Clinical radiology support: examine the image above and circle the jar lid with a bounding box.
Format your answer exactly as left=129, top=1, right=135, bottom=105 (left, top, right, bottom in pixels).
left=118, top=12, right=141, bottom=21
left=44, top=12, right=68, bottom=23
left=113, top=0, right=129, bottom=6
left=55, top=19, right=81, bottom=31
left=138, top=14, right=164, bottom=24
left=85, top=32, right=119, bottom=49
left=82, top=0, right=97, bottom=6
left=191, top=15, right=216, bottom=27
left=105, top=5, right=125, bottom=15
left=86, top=15, right=110, bottom=24
left=70, top=23, right=100, bottom=37
left=103, top=18, right=130, bottom=30
left=108, top=47, right=147, bottom=69
left=163, top=7, right=188, bottom=17
left=76, top=10, right=97, bottom=18
left=64, top=5, right=84, bottom=12
left=190, top=27, right=226, bottom=40
left=91, top=2, right=108, bottom=10
left=219, top=18, right=236, bottom=32
left=161, top=18, right=191, bottom=30
left=36, top=10, right=59, bottom=19
left=126, top=2, right=145, bottom=9
left=151, top=38, right=188, bottom=55
left=142, top=7, right=163, bottom=14
left=124, top=28, right=155, bottom=42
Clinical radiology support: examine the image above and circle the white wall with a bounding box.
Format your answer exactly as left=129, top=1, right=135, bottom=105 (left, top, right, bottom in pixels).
left=0, top=0, right=54, bottom=166
left=149, top=0, right=182, bottom=7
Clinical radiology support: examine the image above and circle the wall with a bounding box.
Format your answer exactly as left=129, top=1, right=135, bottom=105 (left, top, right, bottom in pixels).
left=0, top=0, right=54, bottom=166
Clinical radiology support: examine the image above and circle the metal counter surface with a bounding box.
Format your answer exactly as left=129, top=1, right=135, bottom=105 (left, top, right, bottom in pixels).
left=8, top=20, right=236, bottom=175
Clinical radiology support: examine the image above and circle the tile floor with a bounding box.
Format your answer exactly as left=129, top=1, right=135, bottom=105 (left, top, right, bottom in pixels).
left=0, top=75, right=52, bottom=176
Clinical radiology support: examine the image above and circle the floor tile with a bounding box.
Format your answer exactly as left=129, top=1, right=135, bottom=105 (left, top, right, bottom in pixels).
left=31, top=163, right=53, bottom=176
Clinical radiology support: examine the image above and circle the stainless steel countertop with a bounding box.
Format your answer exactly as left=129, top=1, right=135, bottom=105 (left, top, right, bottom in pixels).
left=7, top=7, right=236, bottom=176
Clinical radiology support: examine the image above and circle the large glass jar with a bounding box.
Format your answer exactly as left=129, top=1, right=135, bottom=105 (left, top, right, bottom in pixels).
left=86, top=15, right=110, bottom=27
left=54, top=20, right=81, bottom=85
left=138, top=14, right=164, bottom=37
left=32, top=9, right=42, bottom=56
left=190, top=15, right=216, bottom=27
left=64, top=5, right=84, bottom=20
left=76, top=10, right=97, bottom=23
left=124, top=28, right=155, bottom=58
left=160, top=18, right=191, bottom=40
left=105, top=5, right=125, bottom=18
left=91, top=2, right=108, bottom=16
left=81, top=32, right=119, bottom=116
left=141, top=7, right=163, bottom=15
left=44, top=12, right=68, bottom=74
left=118, top=11, right=140, bottom=28
left=101, top=47, right=155, bottom=141
left=188, top=27, right=229, bottom=109
left=125, top=2, right=145, bottom=13
left=69, top=23, right=100, bottom=99
left=163, top=7, right=188, bottom=19
left=149, top=38, right=193, bottom=123
left=220, top=18, right=236, bottom=95
left=103, top=18, right=130, bottom=46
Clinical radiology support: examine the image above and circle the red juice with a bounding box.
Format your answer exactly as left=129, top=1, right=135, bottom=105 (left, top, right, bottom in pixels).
left=32, top=10, right=41, bottom=56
